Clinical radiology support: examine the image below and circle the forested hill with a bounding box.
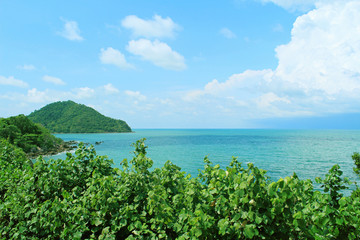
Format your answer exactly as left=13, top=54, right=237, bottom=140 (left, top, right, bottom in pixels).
left=28, top=100, right=132, bottom=133
left=0, top=114, right=73, bottom=157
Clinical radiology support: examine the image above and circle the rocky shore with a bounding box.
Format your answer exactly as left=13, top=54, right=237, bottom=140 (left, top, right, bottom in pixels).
left=27, top=140, right=78, bottom=159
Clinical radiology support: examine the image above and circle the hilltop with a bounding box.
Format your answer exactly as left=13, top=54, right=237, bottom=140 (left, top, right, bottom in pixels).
left=28, top=100, right=132, bottom=133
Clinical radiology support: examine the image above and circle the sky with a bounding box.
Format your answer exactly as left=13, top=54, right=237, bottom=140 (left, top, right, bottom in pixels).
left=1, top=0, right=360, bottom=129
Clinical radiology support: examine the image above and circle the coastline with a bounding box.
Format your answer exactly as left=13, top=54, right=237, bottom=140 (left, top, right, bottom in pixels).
left=27, top=140, right=77, bottom=159
left=52, top=131, right=135, bottom=134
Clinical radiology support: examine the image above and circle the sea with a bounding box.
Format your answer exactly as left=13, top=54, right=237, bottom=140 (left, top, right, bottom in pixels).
left=53, top=129, right=360, bottom=190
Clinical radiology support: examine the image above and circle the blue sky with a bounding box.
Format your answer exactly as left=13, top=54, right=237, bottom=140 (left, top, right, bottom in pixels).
left=1, top=0, right=360, bottom=128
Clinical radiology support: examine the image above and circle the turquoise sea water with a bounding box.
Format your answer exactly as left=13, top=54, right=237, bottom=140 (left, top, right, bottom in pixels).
left=54, top=129, right=360, bottom=185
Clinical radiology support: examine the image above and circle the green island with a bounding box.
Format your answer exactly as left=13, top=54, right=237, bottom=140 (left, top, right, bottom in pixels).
left=1, top=116, right=360, bottom=239
left=28, top=100, right=132, bottom=133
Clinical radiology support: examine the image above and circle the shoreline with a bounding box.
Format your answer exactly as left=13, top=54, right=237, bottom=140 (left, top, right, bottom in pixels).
left=27, top=140, right=78, bottom=159
left=53, top=131, right=135, bottom=134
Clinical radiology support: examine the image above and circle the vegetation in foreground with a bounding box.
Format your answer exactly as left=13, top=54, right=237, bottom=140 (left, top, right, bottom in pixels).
left=28, top=100, right=132, bottom=133
left=0, top=114, right=74, bottom=158
left=1, top=137, right=360, bottom=239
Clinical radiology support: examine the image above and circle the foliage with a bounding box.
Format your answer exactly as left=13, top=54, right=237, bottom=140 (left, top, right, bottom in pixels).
left=28, top=100, right=132, bottom=133
left=352, top=152, right=360, bottom=176
left=0, top=114, right=66, bottom=156
left=1, top=138, right=360, bottom=239
left=351, top=152, right=360, bottom=198
left=0, top=139, right=32, bottom=202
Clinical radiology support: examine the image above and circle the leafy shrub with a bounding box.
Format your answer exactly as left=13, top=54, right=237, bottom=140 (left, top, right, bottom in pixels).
left=1, top=139, right=360, bottom=239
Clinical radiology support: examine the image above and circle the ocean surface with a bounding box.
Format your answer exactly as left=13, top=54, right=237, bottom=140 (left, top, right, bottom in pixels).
left=53, top=129, right=360, bottom=187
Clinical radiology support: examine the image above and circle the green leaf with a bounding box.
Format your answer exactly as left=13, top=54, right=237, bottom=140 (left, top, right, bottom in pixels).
left=74, top=232, right=82, bottom=239
left=244, top=225, right=256, bottom=239
left=194, top=228, right=202, bottom=237
left=240, top=181, right=247, bottom=189
left=94, top=218, right=103, bottom=226
left=268, top=182, right=277, bottom=196
left=339, top=197, right=347, bottom=207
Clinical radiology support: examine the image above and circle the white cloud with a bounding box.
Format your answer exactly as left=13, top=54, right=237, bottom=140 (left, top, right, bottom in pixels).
left=261, top=0, right=354, bottom=12
left=125, top=90, right=147, bottom=101
left=103, top=83, right=119, bottom=94
left=184, top=70, right=273, bottom=101
left=183, top=70, right=286, bottom=117
left=204, top=70, right=273, bottom=94
left=256, top=92, right=291, bottom=108
left=17, top=64, right=36, bottom=71
left=220, top=28, right=236, bottom=39
left=261, top=0, right=316, bottom=11
left=122, top=14, right=180, bottom=38
left=127, top=39, right=186, bottom=71
left=4, top=1, right=360, bottom=127
left=73, top=87, right=95, bottom=99
left=182, top=1, right=360, bottom=119
left=26, top=88, right=52, bottom=103
left=58, top=19, right=84, bottom=41
left=17, top=87, right=96, bottom=104
left=275, top=0, right=360, bottom=95
left=99, top=47, right=134, bottom=69
left=0, top=76, right=28, bottom=88
left=43, top=75, right=66, bottom=85
left=182, top=90, right=205, bottom=102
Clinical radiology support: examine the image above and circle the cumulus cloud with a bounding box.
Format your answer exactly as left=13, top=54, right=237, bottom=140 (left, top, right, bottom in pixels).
left=183, top=1, right=360, bottom=118
left=220, top=28, right=236, bottom=39
left=127, top=39, right=186, bottom=70
left=58, top=19, right=84, bottom=41
left=17, top=64, right=36, bottom=71
left=184, top=70, right=273, bottom=101
left=99, top=47, right=134, bottom=69
left=0, top=76, right=28, bottom=88
left=43, top=75, right=66, bottom=85
left=122, top=14, right=180, bottom=39
left=103, top=83, right=120, bottom=94
left=275, top=0, right=360, bottom=95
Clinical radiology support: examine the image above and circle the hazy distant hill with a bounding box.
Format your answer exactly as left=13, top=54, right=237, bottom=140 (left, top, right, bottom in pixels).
left=28, top=100, right=132, bottom=133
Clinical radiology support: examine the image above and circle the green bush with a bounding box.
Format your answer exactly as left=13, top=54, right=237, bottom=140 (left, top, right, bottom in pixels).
left=1, top=139, right=360, bottom=239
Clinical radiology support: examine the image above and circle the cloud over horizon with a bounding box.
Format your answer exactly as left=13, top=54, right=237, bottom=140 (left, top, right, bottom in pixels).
left=183, top=1, right=360, bottom=119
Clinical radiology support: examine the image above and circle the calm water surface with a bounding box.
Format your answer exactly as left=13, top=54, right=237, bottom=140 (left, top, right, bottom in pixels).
left=54, top=129, right=360, bottom=185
